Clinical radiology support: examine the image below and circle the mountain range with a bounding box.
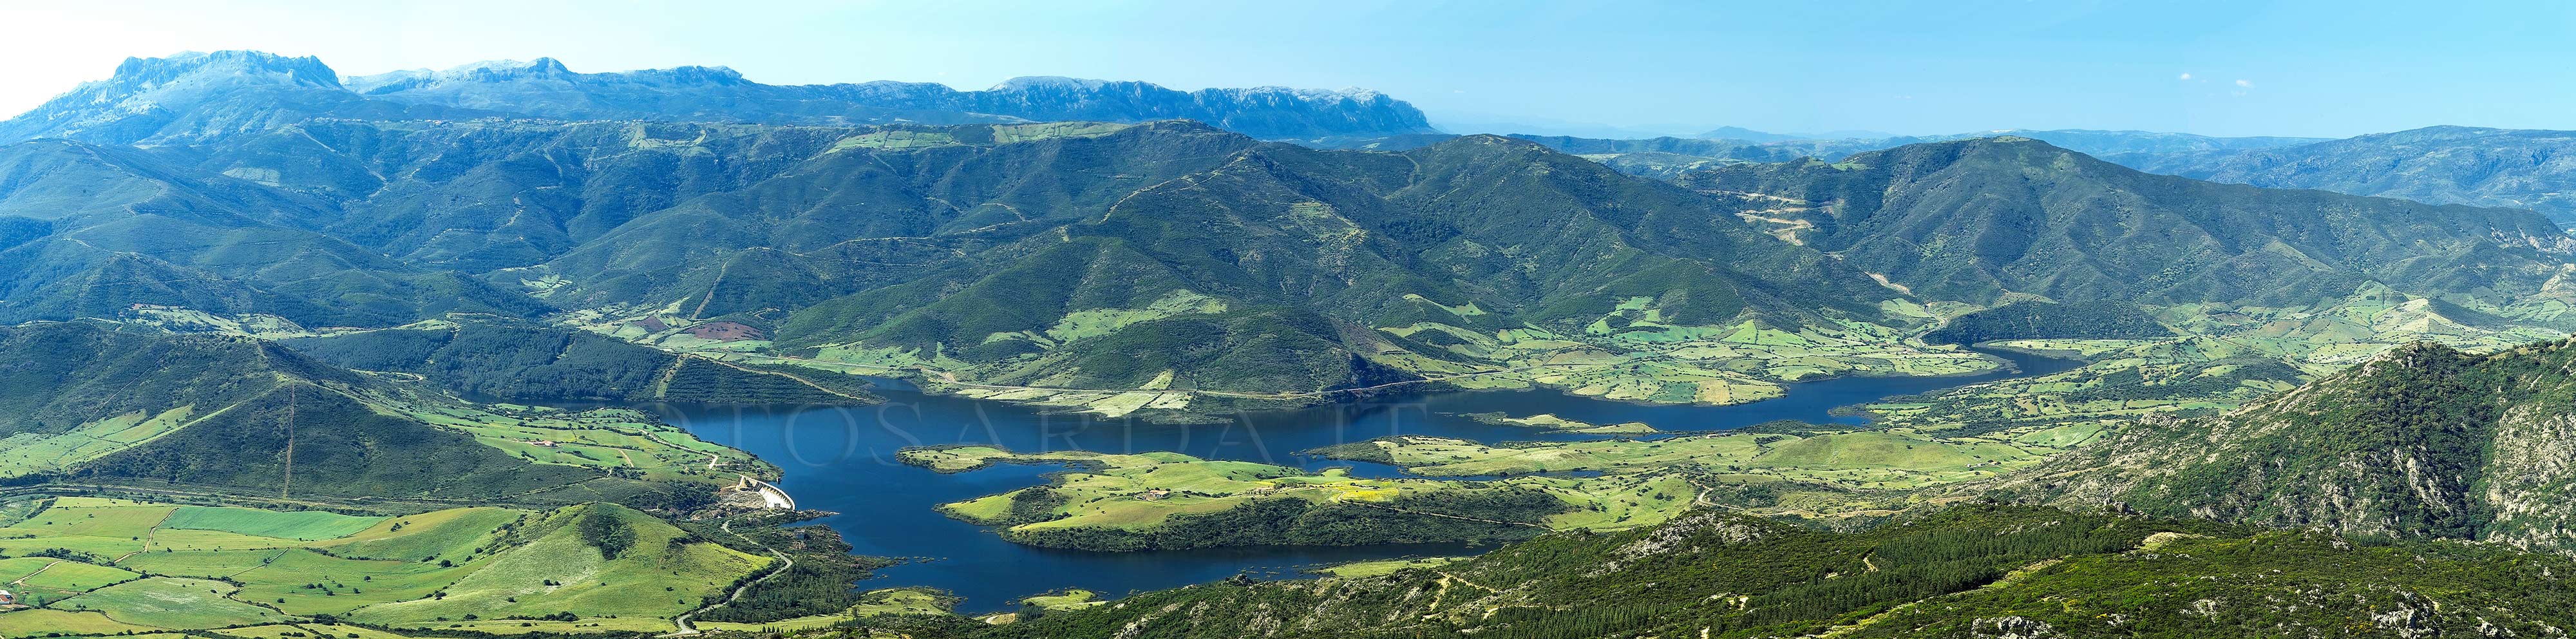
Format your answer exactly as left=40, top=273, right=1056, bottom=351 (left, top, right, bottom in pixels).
left=0, top=51, right=1435, bottom=146
left=5, top=51, right=2573, bottom=410
left=1668, top=136, right=2576, bottom=308
left=1519, top=124, right=2576, bottom=233
left=2110, top=125, right=2576, bottom=226
left=13, top=47, right=2576, bottom=638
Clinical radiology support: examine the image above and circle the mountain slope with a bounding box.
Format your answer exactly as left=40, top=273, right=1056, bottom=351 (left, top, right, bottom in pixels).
left=743, top=130, right=1918, bottom=399
left=0, top=50, right=479, bottom=145
left=165, top=118, right=865, bottom=272
left=1672, top=136, right=2576, bottom=307
left=0, top=138, right=549, bottom=327
left=1982, top=338, right=2576, bottom=551
left=853, top=505, right=2576, bottom=639
left=0, top=321, right=743, bottom=505
left=2115, top=125, right=2576, bottom=225
left=280, top=318, right=878, bottom=404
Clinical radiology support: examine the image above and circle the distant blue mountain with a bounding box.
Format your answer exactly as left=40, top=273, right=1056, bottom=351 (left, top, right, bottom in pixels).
left=1, top=51, right=1437, bottom=144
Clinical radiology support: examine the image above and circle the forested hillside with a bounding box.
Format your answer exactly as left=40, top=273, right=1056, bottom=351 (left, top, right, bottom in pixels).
left=281, top=318, right=877, bottom=404
left=1672, top=136, right=2576, bottom=307
left=836, top=505, right=2576, bottom=639
left=0, top=321, right=755, bottom=507
left=8, top=52, right=2573, bottom=419
left=1977, top=338, right=2576, bottom=551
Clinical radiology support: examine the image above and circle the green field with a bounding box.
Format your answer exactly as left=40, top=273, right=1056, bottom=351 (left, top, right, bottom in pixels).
left=160, top=506, right=385, bottom=541
left=58, top=577, right=289, bottom=629
left=346, top=504, right=768, bottom=625
left=210, top=624, right=417, bottom=639
left=383, top=401, right=765, bottom=486
left=0, top=609, right=160, bottom=637
left=0, top=498, right=769, bottom=635
left=314, top=507, right=526, bottom=562
left=234, top=549, right=482, bottom=615
left=117, top=549, right=290, bottom=579
left=11, top=558, right=140, bottom=592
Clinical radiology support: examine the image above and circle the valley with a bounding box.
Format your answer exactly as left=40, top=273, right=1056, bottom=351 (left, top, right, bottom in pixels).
left=8, top=37, right=2576, bottom=639
left=640, top=345, right=2079, bottom=613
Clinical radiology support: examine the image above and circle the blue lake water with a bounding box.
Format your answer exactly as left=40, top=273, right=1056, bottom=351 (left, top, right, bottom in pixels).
left=652, top=347, right=2079, bottom=612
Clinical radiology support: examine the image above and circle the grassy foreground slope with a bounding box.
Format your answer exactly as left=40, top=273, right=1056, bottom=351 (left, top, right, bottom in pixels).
left=0, top=497, right=773, bottom=636
left=832, top=504, right=2573, bottom=639
left=1972, top=337, right=2576, bottom=551
left=0, top=497, right=949, bottom=638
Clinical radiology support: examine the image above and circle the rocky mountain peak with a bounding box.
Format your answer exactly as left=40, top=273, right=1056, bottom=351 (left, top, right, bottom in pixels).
left=0, top=50, right=357, bottom=144
left=108, top=50, right=342, bottom=90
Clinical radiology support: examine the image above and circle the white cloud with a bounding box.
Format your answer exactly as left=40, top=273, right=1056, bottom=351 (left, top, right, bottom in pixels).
left=2178, top=72, right=2192, bottom=80
left=2235, top=79, right=2251, bottom=87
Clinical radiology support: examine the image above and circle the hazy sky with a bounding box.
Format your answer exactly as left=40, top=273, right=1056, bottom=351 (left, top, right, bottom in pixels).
left=2, top=1, right=2568, bottom=138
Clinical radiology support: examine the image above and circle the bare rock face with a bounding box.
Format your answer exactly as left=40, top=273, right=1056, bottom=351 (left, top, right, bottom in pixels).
left=0, top=50, right=370, bottom=144
left=1969, top=616, right=2061, bottom=639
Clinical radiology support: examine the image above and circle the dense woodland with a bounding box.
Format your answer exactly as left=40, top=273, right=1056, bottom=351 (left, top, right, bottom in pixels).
left=820, top=505, right=2576, bottom=639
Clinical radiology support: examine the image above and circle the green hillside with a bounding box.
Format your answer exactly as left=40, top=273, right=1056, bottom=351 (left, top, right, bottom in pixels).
left=2116, top=126, right=2576, bottom=225
left=835, top=504, right=2576, bottom=639
left=281, top=318, right=876, bottom=404
left=0, top=140, right=549, bottom=328
left=1674, top=136, right=2576, bottom=308
left=0, top=321, right=757, bottom=506
left=1976, top=338, right=2576, bottom=550
left=1923, top=300, right=2174, bottom=345
left=0, top=497, right=793, bottom=636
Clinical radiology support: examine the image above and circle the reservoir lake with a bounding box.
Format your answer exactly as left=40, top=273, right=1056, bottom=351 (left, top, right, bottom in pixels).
left=656, top=347, right=2082, bottom=612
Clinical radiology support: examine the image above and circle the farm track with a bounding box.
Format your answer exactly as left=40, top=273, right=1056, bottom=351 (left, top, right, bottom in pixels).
left=663, top=519, right=793, bottom=637
left=10, top=559, right=64, bottom=586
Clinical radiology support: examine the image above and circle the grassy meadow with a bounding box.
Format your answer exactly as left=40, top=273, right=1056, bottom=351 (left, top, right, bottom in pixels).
left=0, top=497, right=793, bottom=638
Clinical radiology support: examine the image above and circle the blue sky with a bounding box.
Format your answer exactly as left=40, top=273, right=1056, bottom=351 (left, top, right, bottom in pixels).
left=3, top=0, right=2567, bottom=138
